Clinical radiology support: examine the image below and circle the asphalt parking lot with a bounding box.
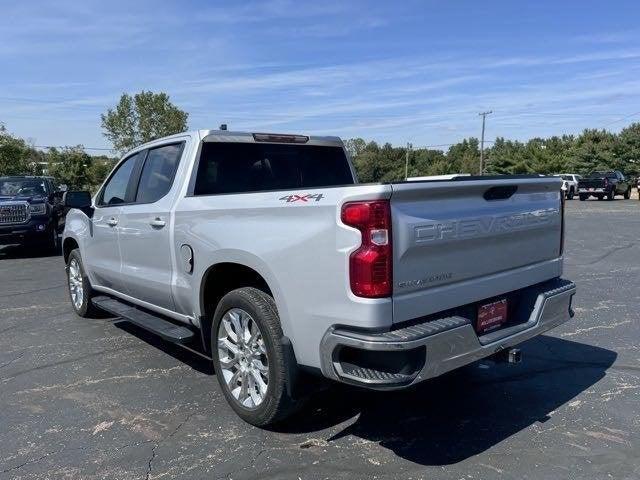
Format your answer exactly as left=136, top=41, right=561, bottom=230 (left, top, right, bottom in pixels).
left=1, top=199, right=639, bottom=480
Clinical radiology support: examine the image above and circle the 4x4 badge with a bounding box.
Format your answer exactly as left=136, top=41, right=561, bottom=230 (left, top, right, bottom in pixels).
left=279, top=194, right=324, bottom=203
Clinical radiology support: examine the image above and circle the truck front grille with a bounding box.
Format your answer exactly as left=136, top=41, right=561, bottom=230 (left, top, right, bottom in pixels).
left=0, top=204, right=29, bottom=224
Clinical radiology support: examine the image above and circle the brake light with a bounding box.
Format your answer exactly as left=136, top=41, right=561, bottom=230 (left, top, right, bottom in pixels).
left=252, top=133, right=309, bottom=143
left=341, top=200, right=392, bottom=298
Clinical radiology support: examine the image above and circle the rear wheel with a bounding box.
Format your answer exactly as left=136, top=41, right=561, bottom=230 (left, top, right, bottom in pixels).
left=567, top=187, right=574, bottom=200
left=624, top=187, right=631, bottom=200
left=607, top=190, right=615, bottom=201
left=212, top=287, right=300, bottom=427
left=597, top=195, right=604, bottom=201
left=66, top=249, right=99, bottom=317
left=579, top=194, right=587, bottom=201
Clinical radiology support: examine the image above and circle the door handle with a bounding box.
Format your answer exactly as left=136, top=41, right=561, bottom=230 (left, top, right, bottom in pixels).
left=149, top=217, right=166, bottom=228
left=107, top=217, right=118, bottom=227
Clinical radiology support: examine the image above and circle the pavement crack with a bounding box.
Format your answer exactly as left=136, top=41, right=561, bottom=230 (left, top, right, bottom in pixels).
left=145, top=412, right=195, bottom=480
left=0, top=283, right=66, bottom=298
left=3, top=345, right=139, bottom=382
left=2, top=448, right=63, bottom=474
left=576, top=242, right=636, bottom=266
left=0, top=352, right=24, bottom=370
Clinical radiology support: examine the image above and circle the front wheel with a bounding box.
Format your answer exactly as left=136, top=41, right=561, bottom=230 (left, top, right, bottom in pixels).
left=212, top=287, right=301, bottom=427
left=43, top=227, right=59, bottom=253
left=624, top=187, right=631, bottom=200
left=579, top=194, right=587, bottom=201
left=607, top=190, right=615, bottom=201
left=567, top=188, right=574, bottom=200
left=66, top=249, right=100, bottom=317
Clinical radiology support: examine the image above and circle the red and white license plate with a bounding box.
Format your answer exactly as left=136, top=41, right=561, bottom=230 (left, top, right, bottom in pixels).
left=477, top=299, right=508, bottom=333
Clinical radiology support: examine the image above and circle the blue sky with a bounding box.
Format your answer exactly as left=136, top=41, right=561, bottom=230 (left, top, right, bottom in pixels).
left=1, top=0, right=640, bottom=153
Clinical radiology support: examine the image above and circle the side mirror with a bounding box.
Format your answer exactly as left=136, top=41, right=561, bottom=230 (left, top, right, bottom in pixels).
left=63, top=191, right=92, bottom=209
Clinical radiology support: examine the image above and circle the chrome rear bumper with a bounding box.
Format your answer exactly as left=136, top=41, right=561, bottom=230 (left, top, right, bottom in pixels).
left=320, top=279, right=576, bottom=389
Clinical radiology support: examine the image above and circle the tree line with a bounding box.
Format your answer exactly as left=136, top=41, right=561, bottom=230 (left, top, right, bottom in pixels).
left=346, top=125, right=640, bottom=183
left=1, top=90, right=639, bottom=190
left=0, top=123, right=115, bottom=190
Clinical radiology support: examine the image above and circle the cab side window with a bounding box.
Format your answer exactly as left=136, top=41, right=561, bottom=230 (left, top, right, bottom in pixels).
left=135, top=143, right=184, bottom=204
left=99, top=152, right=142, bottom=206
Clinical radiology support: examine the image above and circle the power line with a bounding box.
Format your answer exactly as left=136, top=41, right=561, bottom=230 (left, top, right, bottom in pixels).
left=601, top=110, right=640, bottom=128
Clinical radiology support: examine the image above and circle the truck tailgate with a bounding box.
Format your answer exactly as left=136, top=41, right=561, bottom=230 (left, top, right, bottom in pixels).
left=390, top=177, right=563, bottom=323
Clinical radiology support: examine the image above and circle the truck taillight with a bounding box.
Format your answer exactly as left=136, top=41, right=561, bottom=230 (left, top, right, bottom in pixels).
left=341, top=200, right=392, bottom=298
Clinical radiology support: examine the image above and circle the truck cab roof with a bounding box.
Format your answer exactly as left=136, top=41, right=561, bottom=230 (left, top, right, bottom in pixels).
left=128, top=130, right=345, bottom=155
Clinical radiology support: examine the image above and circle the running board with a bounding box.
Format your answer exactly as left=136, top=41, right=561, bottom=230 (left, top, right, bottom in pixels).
left=92, top=295, right=195, bottom=344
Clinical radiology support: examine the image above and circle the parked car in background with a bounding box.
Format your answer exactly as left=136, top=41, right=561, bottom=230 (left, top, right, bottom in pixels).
left=557, top=174, right=581, bottom=199
left=0, top=176, right=66, bottom=251
left=62, top=129, right=575, bottom=427
left=577, top=171, right=631, bottom=201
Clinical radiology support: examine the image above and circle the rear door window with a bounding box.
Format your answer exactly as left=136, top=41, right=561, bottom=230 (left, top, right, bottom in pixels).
left=193, top=142, right=354, bottom=195
left=135, top=143, right=184, bottom=204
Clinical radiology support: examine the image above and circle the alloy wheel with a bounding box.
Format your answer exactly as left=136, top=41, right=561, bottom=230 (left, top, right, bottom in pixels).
left=217, top=308, right=270, bottom=408
left=68, top=258, right=84, bottom=310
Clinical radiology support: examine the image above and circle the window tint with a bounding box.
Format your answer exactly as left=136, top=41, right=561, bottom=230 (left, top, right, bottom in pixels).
left=194, top=142, right=354, bottom=195
left=100, top=153, right=140, bottom=206
left=136, top=143, right=183, bottom=203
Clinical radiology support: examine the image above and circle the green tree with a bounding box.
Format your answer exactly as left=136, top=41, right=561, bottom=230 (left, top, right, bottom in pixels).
left=446, top=138, right=480, bottom=174
left=101, top=91, right=189, bottom=154
left=410, top=149, right=449, bottom=177
left=47, top=146, right=92, bottom=189
left=0, top=124, right=37, bottom=175
left=567, top=129, right=616, bottom=174
left=614, top=123, right=640, bottom=177
left=87, top=155, right=117, bottom=190
left=344, top=137, right=367, bottom=159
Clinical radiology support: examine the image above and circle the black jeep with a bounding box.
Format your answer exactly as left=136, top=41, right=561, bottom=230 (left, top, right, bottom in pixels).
left=0, top=176, right=66, bottom=252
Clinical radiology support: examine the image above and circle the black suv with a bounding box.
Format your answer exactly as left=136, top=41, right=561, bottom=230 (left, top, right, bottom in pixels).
left=0, top=176, right=66, bottom=251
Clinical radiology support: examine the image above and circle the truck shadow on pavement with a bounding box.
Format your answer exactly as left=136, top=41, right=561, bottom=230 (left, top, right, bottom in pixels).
left=281, top=335, right=617, bottom=466
left=109, top=321, right=616, bottom=467
left=0, top=244, right=61, bottom=259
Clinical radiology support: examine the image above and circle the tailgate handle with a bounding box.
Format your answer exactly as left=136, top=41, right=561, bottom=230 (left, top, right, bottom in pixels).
left=484, top=185, right=518, bottom=201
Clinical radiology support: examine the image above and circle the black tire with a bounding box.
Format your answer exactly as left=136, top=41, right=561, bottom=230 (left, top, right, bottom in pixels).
left=624, top=187, right=631, bottom=200
left=607, top=190, right=615, bottom=201
left=597, top=195, right=604, bottom=201
left=579, top=194, right=587, bottom=201
left=43, top=227, right=59, bottom=253
left=66, top=249, right=100, bottom=317
left=211, top=287, right=300, bottom=427
left=567, top=187, right=574, bottom=200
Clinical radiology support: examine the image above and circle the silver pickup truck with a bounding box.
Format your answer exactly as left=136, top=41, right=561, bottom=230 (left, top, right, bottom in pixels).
left=62, top=129, right=576, bottom=426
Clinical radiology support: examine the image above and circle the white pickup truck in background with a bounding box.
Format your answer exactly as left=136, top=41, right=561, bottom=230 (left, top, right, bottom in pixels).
left=62, top=129, right=576, bottom=426
left=558, top=174, right=582, bottom=199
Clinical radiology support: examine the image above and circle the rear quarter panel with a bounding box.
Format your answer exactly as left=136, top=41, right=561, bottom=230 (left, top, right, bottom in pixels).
left=172, top=183, right=393, bottom=368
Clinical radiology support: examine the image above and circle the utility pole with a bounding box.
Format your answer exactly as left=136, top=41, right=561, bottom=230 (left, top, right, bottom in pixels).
left=478, top=111, right=492, bottom=175
left=405, top=142, right=412, bottom=179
